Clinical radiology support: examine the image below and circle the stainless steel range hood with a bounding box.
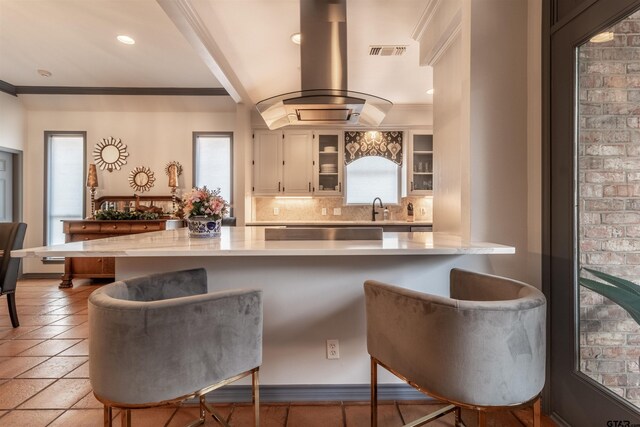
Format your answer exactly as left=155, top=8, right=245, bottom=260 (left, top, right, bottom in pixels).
left=256, top=0, right=392, bottom=130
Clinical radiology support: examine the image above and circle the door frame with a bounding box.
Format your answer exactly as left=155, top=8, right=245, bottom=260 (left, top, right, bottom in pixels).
left=544, top=0, right=640, bottom=424
left=0, top=147, right=23, bottom=223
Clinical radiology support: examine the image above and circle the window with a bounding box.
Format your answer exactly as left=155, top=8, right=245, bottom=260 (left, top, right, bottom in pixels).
left=45, top=132, right=86, bottom=246
left=193, top=132, right=233, bottom=210
left=345, top=156, right=400, bottom=204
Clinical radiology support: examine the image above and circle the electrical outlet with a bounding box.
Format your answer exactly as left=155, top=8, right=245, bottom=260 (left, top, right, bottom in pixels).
left=333, top=208, right=341, bottom=216
left=273, top=207, right=280, bottom=215
left=322, top=208, right=327, bottom=216
left=326, top=339, right=339, bottom=359
left=420, top=207, right=426, bottom=216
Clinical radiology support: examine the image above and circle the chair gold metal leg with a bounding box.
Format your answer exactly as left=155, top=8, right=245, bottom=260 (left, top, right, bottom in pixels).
left=103, top=405, right=112, bottom=427
left=454, top=406, right=466, bottom=427
left=532, top=397, right=541, bottom=427
left=121, top=409, right=131, bottom=427
left=252, top=368, right=260, bottom=427
left=371, top=357, right=378, bottom=427
left=200, top=395, right=206, bottom=422
left=477, top=410, right=486, bottom=427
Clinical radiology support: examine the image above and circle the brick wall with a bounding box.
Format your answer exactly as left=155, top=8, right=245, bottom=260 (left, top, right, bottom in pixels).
left=579, top=11, right=640, bottom=409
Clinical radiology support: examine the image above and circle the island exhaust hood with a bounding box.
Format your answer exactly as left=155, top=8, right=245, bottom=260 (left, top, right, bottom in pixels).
left=256, top=0, right=392, bottom=130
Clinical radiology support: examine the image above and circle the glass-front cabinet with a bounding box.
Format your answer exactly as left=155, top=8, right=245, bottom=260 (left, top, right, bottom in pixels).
left=408, top=131, right=433, bottom=195
left=313, top=131, right=343, bottom=196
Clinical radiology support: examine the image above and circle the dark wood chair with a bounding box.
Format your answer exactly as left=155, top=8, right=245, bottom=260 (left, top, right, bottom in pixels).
left=0, top=223, right=27, bottom=328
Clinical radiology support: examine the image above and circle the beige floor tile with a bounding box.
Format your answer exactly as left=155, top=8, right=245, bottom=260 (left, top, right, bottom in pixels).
left=72, top=392, right=103, bottom=409
left=54, top=323, right=90, bottom=339
left=127, top=407, right=178, bottom=427
left=58, top=339, right=89, bottom=356
left=18, top=356, right=87, bottom=378
left=18, top=339, right=81, bottom=356
left=0, top=357, right=49, bottom=379
left=48, top=408, right=122, bottom=427
left=286, top=404, right=343, bottom=427
left=0, top=379, right=56, bottom=409
left=397, top=403, right=457, bottom=426
left=64, top=360, right=90, bottom=378
left=0, top=409, right=64, bottom=426
left=0, top=340, right=43, bottom=356
left=16, top=325, right=74, bottom=340
left=228, top=404, right=287, bottom=427
left=19, top=378, right=92, bottom=409
left=0, top=327, right=41, bottom=340
left=49, top=314, right=88, bottom=326
left=15, top=315, right=69, bottom=326
left=345, top=403, right=403, bottom=427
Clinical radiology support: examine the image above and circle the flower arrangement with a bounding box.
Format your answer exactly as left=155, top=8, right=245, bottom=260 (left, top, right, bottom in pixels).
left=181, top=186, right=229, bottom=220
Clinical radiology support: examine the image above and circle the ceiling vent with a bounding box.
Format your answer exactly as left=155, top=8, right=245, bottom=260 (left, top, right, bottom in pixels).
left=369, top=45, right=407, bottom=56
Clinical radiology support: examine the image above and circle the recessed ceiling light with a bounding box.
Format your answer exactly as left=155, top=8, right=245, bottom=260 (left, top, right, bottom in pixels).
left=37, top=69, right=52, bottom=77
left=291, top=33, right=301, bottom=45
left=426, top=89, right=434, bottom=95
left=590, top=32, right=614, bottom=43
left=117, top=35, right=135, bottom=45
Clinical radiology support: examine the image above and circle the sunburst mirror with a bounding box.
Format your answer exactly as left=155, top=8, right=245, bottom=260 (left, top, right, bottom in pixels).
left=128, top=166, right=156, bottom=193
left=93, top=137, right=129, bottom=172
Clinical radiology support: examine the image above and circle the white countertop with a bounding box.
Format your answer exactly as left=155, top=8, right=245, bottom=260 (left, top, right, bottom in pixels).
left=14, top=227, right=514, bottom=258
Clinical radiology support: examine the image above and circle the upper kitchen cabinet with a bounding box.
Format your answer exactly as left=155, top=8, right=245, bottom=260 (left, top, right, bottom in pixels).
left=253, top=130, right=313, bottom=195
left=408, top=131, right=433, bottom=195
left=314, top=131, right=343, bottom=196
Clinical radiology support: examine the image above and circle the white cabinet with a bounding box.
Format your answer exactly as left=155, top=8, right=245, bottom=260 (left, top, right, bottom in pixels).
left=253, top=130, right=313, bottom=195
left=283, top=130, right=313, bottom=194
left=313, top=131, right=343, bottom=196
left=407, top=131, right=433, bottom=195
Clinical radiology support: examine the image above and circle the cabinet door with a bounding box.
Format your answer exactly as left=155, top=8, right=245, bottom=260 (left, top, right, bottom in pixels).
left=282, top=130, right=313, bottom=195
left=408, top=131, right=434, bottom=195
left=253, top=131, right=283, bottom=194
left=314, top=131, right=343, bottom=195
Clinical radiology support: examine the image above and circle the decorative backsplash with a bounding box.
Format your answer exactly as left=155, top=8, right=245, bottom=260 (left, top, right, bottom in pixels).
left=253, top=196, right=432, bottom=222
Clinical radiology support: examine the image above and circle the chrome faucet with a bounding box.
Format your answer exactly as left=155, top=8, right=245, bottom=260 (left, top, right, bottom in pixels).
left=372, top=197, right=384, bottom=221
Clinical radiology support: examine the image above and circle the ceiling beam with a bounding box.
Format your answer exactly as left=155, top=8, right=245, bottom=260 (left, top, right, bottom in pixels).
left=10, top=86, right=228, bottom=96
left=0, top=80, right=17, bottom=97
left=157, top=0, right=250, bottom=104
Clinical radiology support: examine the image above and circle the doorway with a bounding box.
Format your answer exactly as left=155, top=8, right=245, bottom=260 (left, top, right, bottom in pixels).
left=0, top=148, right=23, bottom=223
left=547, top=0, right=640, bottom=424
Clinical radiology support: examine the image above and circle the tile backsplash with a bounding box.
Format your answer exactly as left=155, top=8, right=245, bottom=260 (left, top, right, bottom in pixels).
left=253, top=196, right=432, bottom=222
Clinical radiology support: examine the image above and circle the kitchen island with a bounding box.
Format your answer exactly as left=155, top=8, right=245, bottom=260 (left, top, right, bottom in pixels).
left=14, top=227, right=514, bottom=400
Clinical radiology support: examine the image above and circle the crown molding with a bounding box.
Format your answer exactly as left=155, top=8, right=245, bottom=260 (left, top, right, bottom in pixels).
left=10, top=86, right=228, bottom=96
left=411, top=0, right=442, bottom=41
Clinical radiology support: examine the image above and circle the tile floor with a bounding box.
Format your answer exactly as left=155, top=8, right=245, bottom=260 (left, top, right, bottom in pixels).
left=0, top=278, right=556, bottom=426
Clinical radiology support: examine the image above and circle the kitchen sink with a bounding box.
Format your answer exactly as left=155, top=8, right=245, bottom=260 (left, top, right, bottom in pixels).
left=264, top=227, right=383, bottom=241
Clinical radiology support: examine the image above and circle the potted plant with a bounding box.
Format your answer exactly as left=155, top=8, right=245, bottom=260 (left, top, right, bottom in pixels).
left=181, top=186, right=229, bottom=238
left=579, top=268, right=640, bottom=325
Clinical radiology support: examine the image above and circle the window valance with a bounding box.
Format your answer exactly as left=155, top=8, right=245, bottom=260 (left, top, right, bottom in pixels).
left=344, top=131, right=403, bottom=166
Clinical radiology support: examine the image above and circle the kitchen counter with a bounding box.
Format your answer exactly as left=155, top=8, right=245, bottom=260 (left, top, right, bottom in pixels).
left=246, top=220, right=433, bottom=226
left=14, top=227, right=511, bottom=258
left=15, top=227, right=514, bottom=396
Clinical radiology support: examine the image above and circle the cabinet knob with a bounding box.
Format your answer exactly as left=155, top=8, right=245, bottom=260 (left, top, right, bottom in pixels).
left=112, top=225, right=117, bottom=229
left=81, top=225, right=86, bottom=229
left=84, top=237, right=89, bottom=241
left=98, top=259, right=102, bottom=263
left=143, top=225, right=148, bottom=229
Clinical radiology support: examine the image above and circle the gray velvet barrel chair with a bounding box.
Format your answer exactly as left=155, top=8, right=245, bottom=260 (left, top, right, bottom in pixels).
left=0, top=222, right=27, bottom=328
left=88, top=268, right=263, bottom=427
left=364, top=268, right=546, bottom=427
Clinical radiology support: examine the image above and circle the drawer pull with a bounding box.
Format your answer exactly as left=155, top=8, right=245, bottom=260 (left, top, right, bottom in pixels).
left=81, top=225, right=86, bottom=229
left=84, top=238, right=89, bottom=241
left=112, top=225, right=117, bottom=229
left=143, top=225, right=148, bottom=229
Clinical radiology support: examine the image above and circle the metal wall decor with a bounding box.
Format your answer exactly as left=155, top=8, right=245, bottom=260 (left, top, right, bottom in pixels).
left=344, top=131, right=403, bottom=165
left=93, top=137, right=130, bottom=172
left=128, top=166, right=156, bottom=193
left=164, top=161, right=183, bottom=180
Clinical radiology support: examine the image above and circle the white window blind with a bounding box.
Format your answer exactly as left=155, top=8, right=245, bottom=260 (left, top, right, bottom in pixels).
left=46, top=134, right=85, bottom=245
left=345, top=156, right=400, bottom=205
left=194, top=133, right=233, bottom=206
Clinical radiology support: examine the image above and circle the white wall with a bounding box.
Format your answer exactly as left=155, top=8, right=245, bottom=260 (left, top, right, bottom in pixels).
left=0, top=92, right=25, bottom=152
left=469, top=0, right=529, bottom=283
left=22, top=108, right=236, bottom=274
